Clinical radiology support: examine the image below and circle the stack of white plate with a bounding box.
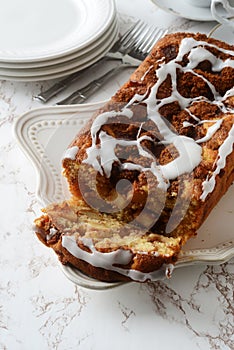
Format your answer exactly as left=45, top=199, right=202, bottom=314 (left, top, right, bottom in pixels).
left=0, top=0, right=118, bottom=81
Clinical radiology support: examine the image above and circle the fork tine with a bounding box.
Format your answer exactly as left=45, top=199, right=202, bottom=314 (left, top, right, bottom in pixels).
left=109, top=20, right=141, bottom=53
left=119, top=20, right=141, bottom=44
left=139, top=29, right=161, bottom=53
left=135, top=25, right=157, bottom=52
left=122, top=22, right=151, bottom=57
left=127, top=25, right=167, bottom=60
left=120, top=23, right=148, bottom=52
left=147, top=28, right=168, bottom=52
left=118, top=21, right=144, bottom=49
left=138, top=27, right=167, bottom=55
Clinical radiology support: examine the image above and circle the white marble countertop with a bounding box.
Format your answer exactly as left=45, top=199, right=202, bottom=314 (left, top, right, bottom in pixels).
left=0, top=1, right=233, bottom=349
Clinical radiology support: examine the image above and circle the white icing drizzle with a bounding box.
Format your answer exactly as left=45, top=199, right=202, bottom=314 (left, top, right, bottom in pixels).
left=185, top=107, right=201, bottom=122
left=224, top=86, right=234, bottom=100
left=176, top=37, right=234, bottom=61
left=196, top=119, right=223, bottom=144
left=200, top=124, right=234, bottom=201
left=160, top=135, right=201, bottom=180
left=63, top=145, right=79, bottom=160
left=140, top=64, right=154, bottom=81
left=67, top=37, right=234, bottom=279
left=46, top=227, right=58, bottom=241
left=89, top=129, right=155, bottom=178
left=165, top=263, right=174, bottom=279
left=83, top=37, right=234, bottom=193
left=183, top=121, right=194, bottom=128
left=62, top=235, right=172, bottom=282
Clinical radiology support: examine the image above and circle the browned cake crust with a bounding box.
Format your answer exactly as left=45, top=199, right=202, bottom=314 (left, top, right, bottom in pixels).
left=34, top=32, right=234, bottom=282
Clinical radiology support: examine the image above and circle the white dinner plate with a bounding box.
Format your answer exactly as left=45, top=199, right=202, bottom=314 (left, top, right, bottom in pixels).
left=151, top=0, right=215, bottom=21
left=0, top=23, right=118, bottom=80
left=14, top=103, right=234, bottom=289
left=0, top=0, right=116, bottom=62
left=0, top=17, right=118, bottom=70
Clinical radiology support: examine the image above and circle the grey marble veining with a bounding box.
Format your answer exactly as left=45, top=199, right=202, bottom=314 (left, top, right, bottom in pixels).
left=0, top=1, right=233, bottom=349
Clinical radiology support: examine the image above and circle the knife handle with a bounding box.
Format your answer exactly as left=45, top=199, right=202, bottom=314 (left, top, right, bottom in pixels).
left=33, top=56, right=121, bottom=103
left=56, top=63, right=137, bottom=105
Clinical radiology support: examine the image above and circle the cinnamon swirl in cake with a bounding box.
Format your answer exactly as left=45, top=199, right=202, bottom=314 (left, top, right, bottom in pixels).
left=34, top=33, right=234, bottom=282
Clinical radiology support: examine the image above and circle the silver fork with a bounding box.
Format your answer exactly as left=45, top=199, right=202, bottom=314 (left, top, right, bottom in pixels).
left=56, top=24, right=167, bottom=105
left=35, top=21, right=155, bottom=103
left=34, top=21, right=167, bottom=103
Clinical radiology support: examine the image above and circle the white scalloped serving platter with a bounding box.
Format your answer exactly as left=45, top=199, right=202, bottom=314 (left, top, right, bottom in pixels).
left=14, top=104, right=234, bottom=289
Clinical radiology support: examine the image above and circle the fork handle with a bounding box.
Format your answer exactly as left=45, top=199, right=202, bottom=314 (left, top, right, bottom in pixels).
left=56, top=63, right=137, bottom=105
left=34, top=56, right=120, bottom=103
